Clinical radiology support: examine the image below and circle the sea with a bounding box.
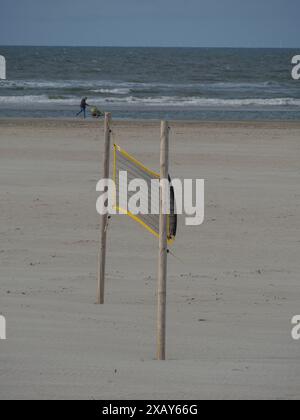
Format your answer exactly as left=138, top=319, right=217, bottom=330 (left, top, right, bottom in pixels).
left=0, top=46, right=299, bottom=120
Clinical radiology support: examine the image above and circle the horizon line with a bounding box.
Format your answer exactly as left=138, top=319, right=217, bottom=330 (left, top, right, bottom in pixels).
left=0, top=44, right=299, bottom=50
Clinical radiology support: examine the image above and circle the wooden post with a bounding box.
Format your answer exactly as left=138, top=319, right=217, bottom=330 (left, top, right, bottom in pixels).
left=97, top=113, right=112, bottom=304
left=157, top=121, right=169, bottom=360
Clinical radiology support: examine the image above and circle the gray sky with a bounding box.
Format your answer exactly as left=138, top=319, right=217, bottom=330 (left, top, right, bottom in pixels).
left=0, top=0, right=299, bottom=48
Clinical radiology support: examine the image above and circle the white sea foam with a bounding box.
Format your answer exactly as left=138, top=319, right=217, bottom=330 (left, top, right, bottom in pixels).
left=0, top=79, right=132, bottom=90
left=103, top=96, right=300, bottom=107
left=0, top=95, right=300, bottom=108
left=91, top=88, right=131, bottom=95
left=0, top=95, right=78, bottom=105
left=0, top=79, right=287, bottom=92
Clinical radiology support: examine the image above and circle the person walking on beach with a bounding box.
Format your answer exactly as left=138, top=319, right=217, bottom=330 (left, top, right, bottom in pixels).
left=76, top=97, right=89, bottom=119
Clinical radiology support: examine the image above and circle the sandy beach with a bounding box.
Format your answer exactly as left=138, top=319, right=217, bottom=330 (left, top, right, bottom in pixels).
left=0, top=118, right=299, bottom=400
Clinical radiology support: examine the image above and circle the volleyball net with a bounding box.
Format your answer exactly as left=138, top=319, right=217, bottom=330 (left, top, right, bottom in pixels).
left=113, top=144, right=177, bottom=245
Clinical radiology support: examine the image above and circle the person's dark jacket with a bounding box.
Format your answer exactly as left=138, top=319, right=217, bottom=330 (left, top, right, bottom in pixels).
left=81, top=98, right=88, bottom=109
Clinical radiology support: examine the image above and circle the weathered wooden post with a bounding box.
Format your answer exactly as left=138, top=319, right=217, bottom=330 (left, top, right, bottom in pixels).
left=156, top=120, right=169, bottom=360
left=97, top=112, right=111, bottom=304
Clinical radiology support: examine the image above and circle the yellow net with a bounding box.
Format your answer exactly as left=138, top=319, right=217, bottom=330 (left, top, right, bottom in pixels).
left=113, top=144, right=177, bottom=245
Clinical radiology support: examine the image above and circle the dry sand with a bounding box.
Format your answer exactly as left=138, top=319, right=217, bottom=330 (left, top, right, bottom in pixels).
left=0, top=118, right=299, bottom=400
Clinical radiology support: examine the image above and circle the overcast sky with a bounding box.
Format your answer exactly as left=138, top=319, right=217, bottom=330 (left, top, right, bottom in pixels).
left=0, top=0, right=299, bottom=48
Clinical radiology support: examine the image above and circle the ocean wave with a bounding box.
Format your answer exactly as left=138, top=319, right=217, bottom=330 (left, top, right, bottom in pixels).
left=0, top=95, right=78, bottom=105
left=1, top=95, right=300, bottom=107
left=0, top=79, right=288, bottom=92
left=103, top=96, right=300, bottom=107
left=91, top=88, right=131, bottom=95
left=0, top=79, right=132, bottom=90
